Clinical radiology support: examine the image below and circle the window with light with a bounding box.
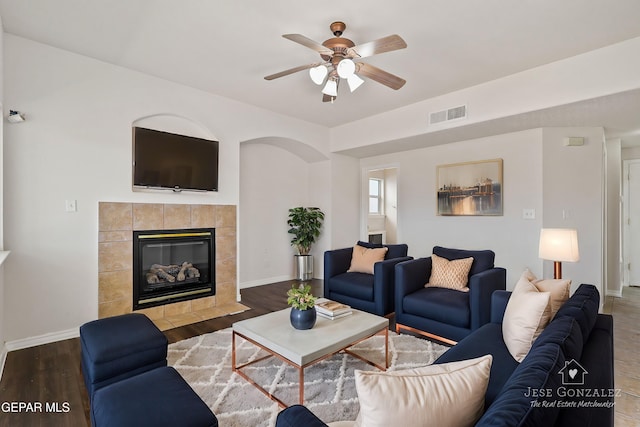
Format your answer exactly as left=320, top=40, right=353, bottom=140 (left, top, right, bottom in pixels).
left=369, top=178, right=383, bottom=214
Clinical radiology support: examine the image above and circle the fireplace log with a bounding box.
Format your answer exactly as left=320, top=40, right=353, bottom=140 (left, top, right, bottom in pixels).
left=151, top=264, right=181, bottom=275
left=186, top=267, right=200, bottom=279
left=147, top=263, right=200, bottom=284
left=177, top=265, right=187, bottom=281
left=149, top=267, right=176, bottom=283
left=177, top=262, right=196, bottom=281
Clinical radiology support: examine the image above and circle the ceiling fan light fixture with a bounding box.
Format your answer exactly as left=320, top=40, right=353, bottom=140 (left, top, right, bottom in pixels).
left=322, top=78, right=338, bottom=97
left=266, top=22, right=407, bottom=102
left=346, top=73, right=365, bottom=92
left=337, top=58, right=356, bottom=78
left=309, top=65, right=328, bottom=85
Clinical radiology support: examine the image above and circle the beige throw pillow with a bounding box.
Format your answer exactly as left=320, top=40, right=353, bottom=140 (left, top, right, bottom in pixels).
left=502, top=274, right=551, bottom=362
left=426, top=253, right=474, bottom=292
left=519, top=268, right=571, bottom=318
left=531, top=277, right=571, bottom=319
left=354, top=355, right=492, bottom=427
left=347, top=245, right=388, bottom=275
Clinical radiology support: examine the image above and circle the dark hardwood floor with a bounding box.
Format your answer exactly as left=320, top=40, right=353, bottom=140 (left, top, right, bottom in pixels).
left=0, top=279, right=322, bottom=427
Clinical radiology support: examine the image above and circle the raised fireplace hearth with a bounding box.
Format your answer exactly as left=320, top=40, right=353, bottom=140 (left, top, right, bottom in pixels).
left=133, top=228, right=215, bottom=309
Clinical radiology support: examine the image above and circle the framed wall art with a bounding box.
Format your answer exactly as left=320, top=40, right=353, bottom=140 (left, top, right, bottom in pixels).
left=437, top=158, right=503, bottom=216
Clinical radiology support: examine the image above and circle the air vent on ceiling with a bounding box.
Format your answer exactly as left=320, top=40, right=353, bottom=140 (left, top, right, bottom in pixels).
left=429, top=105, right=467, bottom=125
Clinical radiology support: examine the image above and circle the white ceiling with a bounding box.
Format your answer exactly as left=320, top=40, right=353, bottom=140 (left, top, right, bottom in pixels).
left=2, top=0, right=640, bottom=145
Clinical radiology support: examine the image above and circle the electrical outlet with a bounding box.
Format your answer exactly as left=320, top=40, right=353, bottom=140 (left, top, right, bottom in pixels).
left=522, top=208, right=535, bottom=220
left=65, top=200, right=77, bottom=212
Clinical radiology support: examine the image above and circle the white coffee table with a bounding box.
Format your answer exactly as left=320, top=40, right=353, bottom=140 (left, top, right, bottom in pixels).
left=232, top=307, right=389, bottom=407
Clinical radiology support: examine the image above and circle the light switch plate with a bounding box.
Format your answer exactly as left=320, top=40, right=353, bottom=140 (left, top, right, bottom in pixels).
left=523, top=208, right=535, bottom=219
left=65, top=200, right=77, bottom=212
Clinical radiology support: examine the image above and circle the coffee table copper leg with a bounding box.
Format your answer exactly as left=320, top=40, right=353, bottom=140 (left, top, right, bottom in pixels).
left=232, top=331, right=237, bottom=371
left=384, top=327, right=389, bottom=368
left=299, top=368, right=305, bottom=404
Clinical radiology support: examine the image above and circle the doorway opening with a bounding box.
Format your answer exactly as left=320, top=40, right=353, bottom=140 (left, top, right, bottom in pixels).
left=362, top=167, right=399, bottom=244
left=623, top=159, right=640, bottom=288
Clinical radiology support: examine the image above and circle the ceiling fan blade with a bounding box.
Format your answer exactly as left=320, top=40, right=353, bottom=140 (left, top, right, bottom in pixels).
left=356, top=62, right=406, bottom=90
left=282, top=34, right=334, bottom=56
left=264, top=62, right=323, bottom=80
left=348, top=34, right=407, bottom=58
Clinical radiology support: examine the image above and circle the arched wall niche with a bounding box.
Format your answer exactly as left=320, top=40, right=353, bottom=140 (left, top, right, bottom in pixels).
left=238, top=135, right=328, bottom=288
left=241, top=136, right=328, bottom=163
left=133, top=113, right=218, bottom=141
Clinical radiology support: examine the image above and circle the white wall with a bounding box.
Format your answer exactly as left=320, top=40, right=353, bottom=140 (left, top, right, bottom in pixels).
left=384, top=168, right=398, bottom=244
left=605, top=139, right=622, bottom=296
left=239, top=143, right=311, bottom=287
left=3, top=35, right=329, bottom=343
left=622, top=146, right=640, bottom=160
left=361, top=128, right=544, bottom=287
left=0, top=13, right=6, bottom=365
left=541, top=128, right=604, bottom=296
left=331, top=37, right=640, bottom=153
left=328, top=153, right=361, bottom=250
left=0, top=14, right=3, bottom=250
left=308, top=159, right=332, bottom=278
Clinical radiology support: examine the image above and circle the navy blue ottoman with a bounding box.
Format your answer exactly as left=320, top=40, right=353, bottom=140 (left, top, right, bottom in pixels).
left=80, top=313, right=168, bottom=398
left=91, top=366, right=218, bottom=427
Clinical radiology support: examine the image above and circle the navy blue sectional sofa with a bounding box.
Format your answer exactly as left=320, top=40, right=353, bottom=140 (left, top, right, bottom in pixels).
left=275, top=283, right=614, bottom=427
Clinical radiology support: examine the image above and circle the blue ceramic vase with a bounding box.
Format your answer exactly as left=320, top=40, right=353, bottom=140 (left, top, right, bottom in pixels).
left=290, top=307, right=316, bottom=330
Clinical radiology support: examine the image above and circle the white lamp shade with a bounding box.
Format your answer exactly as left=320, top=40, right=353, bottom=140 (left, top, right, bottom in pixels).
left=322, top=79, right=338, bottom=97
left=346, top=73, right=364, bottom=92
left=309, top=65, right=328, bottom=85
left=539, top=228, right=580, bottom=262
left=337, top=59, right=356, bottom=78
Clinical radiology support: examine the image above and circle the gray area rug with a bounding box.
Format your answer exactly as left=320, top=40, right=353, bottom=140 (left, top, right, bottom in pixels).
left=169, top=327, right=449, bottom=426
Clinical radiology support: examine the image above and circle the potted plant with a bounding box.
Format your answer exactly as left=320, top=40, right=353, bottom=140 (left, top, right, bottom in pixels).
left=286, top=283, right=317, bottom=330
left=287, top=206, right=325, bottom=280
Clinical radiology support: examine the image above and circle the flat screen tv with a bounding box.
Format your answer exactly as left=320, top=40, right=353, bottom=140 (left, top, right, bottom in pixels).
left=133, top=127, right=219, bottom=192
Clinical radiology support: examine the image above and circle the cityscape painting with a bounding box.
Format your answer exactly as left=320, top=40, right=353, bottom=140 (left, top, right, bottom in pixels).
left=437, top=159, right=503, bottom=216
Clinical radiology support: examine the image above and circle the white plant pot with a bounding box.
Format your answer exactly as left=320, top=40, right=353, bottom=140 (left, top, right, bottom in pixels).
left=295, top=254, right=313, bottom=281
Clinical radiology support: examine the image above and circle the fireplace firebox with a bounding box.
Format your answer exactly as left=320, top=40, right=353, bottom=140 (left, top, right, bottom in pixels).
left=133, top=228, right=215, bottom=310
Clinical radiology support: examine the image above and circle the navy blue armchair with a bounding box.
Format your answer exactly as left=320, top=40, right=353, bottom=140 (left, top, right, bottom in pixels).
left=395, top=246, right=506, bottom=344
left=324, top=242, right=412, bottom=316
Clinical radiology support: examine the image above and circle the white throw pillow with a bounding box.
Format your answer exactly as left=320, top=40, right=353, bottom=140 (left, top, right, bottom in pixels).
left=502, top=274, right=551, bottom=362
left=353, top=355, right=492, bottom=427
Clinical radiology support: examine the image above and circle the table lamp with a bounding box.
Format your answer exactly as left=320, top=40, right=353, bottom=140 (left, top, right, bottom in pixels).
left=538, top=228, right=580, bottom=279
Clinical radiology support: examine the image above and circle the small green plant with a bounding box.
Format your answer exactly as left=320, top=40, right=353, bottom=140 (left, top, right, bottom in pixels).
left=287, top=206, right=325, bottom=255
left=286, top=283, right=317, bottom=310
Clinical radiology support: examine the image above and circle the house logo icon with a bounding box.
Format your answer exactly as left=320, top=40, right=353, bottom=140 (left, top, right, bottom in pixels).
left=558, top=359, right=588, bottom=385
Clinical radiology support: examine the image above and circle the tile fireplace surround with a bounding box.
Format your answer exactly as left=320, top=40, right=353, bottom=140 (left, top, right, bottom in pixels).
left=98, top=202, right=246, bottom=330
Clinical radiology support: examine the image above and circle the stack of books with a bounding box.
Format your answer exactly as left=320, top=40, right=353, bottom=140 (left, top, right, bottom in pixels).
left=315, top=299, right=352, bottom=320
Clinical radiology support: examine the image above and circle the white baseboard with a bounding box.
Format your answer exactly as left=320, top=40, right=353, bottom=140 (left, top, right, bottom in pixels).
left=5, top=327, right=79, bottom=352
left=240, top=275, right=293, bottom=289
left=606, top=289, right=623, bottom=298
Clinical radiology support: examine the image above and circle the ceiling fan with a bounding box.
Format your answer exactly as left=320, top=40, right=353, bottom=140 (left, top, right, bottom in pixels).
left=264, top=21, right=407, bottom=102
